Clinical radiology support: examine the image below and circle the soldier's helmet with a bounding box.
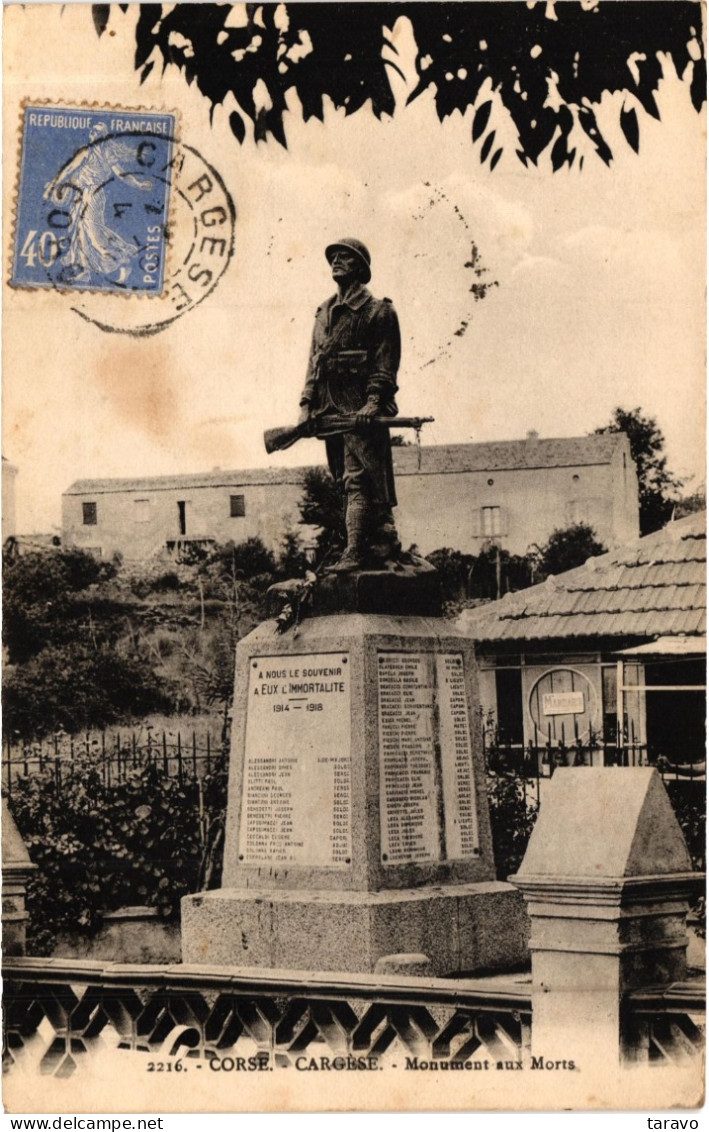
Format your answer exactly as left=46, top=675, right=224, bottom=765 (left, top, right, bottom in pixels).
left=325, top=238, right=371, bottom=284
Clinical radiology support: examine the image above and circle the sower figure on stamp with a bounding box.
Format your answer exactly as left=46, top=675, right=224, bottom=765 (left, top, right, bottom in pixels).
left=299, top=239, right=403, bottom=572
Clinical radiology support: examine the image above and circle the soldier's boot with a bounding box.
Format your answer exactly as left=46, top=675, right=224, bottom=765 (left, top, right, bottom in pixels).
left=368, top=505, right=402, bottom=567
left=328, top=496, right=368, bottom=572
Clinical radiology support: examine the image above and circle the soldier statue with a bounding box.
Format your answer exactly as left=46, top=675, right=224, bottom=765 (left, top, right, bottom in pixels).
left=298, top=239, right=403, bottom=572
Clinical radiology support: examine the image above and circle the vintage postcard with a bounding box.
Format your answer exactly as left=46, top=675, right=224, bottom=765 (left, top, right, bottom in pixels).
left=2, top=0, right=705, bottom=1117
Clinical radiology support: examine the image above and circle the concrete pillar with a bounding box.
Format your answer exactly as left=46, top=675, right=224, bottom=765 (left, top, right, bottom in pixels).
left=2, top=801, right=36, bottom=956
left=510, top=768, right=700, bottom=1072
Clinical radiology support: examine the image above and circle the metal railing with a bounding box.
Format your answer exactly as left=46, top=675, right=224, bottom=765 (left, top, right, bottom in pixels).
left=2, top=727, right=225, bottom=794
left=483, top=731, right=706, bottom=787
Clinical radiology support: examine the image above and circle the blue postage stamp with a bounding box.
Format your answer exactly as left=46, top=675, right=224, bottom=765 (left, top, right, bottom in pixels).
left=11, top=105, right=176, bottom=295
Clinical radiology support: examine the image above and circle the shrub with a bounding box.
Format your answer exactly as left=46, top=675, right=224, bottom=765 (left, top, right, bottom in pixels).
left=534, top=522, right=606, bottom=578
left=9, top=749, right=229, bottom=955
left=664, top=781, right=706, bottom=937
left=3, top=643, right=175, bottom=741
left=486, top=772, right=538, bottom=881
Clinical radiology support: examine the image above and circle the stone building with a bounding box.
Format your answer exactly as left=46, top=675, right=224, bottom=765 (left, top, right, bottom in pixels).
left=392, top=432, right=638, bottom=556
left=62, top=466, right=309, bottom=562
left=459, top=510, right=706, bottom=773
left=61, top=432, right=638, bottom=562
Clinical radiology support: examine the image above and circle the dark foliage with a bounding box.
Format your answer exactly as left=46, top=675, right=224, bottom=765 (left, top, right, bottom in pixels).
left=3, top=547, right=112, bottom=607
left=425, top=547, right=477, bottom=604
left=3, top=549, right=117, bottom=664
left=130, top=570, right=184, bottom=598
left=9, top=750, right=229, bottom=955
left=201, top=536, right=276, bottom=586
left=277, top=530, right=309, bottom=579
left=486, top=772, right=538, bottom=881
left=425, top=544, right=535, bottom=607
left=534, top=522, right=607, bottom=578
left=93, top=3, right=704, bottom=167
left=469, top=543, right=536, bottom=599
left=657, top=782, right=705, bottom=937
left=675, top=487, right=707, bottom=519
left=665, top=781, right=706, bottom=873
left=2, top=548, right=176, bottom=740
left=594, top=406, right=683, bottom=535
left=298, top=467, right=346, bottom=563
left=3, top=644, right=175, bottom=741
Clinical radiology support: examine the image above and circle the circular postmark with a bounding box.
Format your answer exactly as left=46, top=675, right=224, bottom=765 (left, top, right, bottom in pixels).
left=60, top=137, right=236, bottom=336
left=14, top=108, right=236, bottom=336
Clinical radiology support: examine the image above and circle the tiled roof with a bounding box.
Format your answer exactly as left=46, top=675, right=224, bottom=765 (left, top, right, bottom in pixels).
left=460, top=511, right=706, bottom=644
left=64, top=467, right=313, bottom=494
left=65, top=433, right=627, bottom=495
left=393, top=434, right=626, bottom=476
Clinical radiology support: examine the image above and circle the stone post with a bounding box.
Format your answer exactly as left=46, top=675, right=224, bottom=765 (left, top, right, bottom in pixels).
left=510, top=767, right=700, bottom=1072
left=2, top=800, right=36, bottom=956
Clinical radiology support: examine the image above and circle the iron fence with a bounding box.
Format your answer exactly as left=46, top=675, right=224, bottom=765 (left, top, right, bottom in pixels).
left=483, top=730, right=706, bottom=790
left=2, top=727, right=227, bottom=794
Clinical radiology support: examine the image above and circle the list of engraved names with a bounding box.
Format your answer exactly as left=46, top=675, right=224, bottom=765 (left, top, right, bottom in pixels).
left=437, top=654, right=478, bottom=858
left=238, top=652, right=352, bottom=867
left=378, top=652, right=478, bottom=865
left=378, top=653, right=440, bottom=864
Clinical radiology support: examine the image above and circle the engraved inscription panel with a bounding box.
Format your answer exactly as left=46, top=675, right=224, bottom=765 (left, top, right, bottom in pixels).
left=378, top=652, right=479, bottom=866
left=378, top=654, right=440, bottom=864
left=437, top=654, right=478, bottom=858
left=238, top=652, right=351, bottom=867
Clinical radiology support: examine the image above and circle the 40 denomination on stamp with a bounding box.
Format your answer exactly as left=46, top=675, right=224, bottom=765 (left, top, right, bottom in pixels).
left=12, top=104, right=176, bottom=295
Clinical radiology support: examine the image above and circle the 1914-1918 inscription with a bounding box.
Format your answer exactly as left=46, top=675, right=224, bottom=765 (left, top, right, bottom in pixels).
left=238, top=652, right=352, bottom=867
left=378, top=652, right=478, bottom=865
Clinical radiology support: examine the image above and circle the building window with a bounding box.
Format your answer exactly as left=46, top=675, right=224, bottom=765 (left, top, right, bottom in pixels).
left=134, top=499, right=150, bottom=523
left=82, top=501, right=97, bottom=526
left=495, top=668, right=524, bottom=745
left=601, top=665, right=618, bottom=744
left=230, top=494, right=246, bottom=518
left=481, top=506, right=501, bottom=536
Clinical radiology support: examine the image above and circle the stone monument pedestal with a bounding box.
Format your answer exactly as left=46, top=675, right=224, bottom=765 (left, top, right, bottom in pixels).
left=183, top=591, right=527, bottom=975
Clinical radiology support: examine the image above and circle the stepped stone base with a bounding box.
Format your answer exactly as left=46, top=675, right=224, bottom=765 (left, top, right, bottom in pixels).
left=267, top=558, right=442, bottom=619
left=182, top=881, right=528, bottom=976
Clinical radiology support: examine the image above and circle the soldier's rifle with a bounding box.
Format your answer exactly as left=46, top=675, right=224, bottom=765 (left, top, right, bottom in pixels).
left=264, top=414, right=434, bottom=455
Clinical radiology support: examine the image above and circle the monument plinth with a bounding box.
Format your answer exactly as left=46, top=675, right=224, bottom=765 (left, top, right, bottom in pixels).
left=182, top=236, right=527, bottom=974
left=182, top=596, right=527, bottom=975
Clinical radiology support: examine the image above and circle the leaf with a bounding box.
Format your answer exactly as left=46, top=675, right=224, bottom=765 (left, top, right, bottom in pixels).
left=140, top=62, right=155, bottom=86
left=577, top=106, right=613, bottom=166
left=620, top=105, right=640, bottom=153
left=472, top=100, right=492, bottom=143
left=551, top=133, right=568, bottom=172
left=490, top=147, right=503, bottom=172
left=480, top=130, right=496, bottom=164
left=229, top=112, right=246, bottom=144
left=690, top=58, right=707, bottom=113
left=92, top=5, right=110, bottom=37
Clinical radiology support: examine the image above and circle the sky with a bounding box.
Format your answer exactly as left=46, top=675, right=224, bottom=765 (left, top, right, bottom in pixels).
left=3, top=3, right=706, bottom=534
